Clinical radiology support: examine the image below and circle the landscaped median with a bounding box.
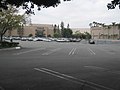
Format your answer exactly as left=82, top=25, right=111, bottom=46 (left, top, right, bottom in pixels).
left=0, top=41, right=21, bottom=50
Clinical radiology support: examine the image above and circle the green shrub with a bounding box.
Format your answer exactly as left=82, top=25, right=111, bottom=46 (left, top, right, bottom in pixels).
left=0, top=41, right=19, bottom=48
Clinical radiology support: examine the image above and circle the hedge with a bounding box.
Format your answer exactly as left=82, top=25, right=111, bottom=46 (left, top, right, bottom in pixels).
left=0, top=41, right=19, bottom=48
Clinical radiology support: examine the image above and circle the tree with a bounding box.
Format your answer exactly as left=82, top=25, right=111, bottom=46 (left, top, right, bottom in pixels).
left=60, top=21, right=64, bottom=37
left=112, top=22, right=116, bottom=39
left=89, top=23, right=93, bottom=28
left=84, top=32, right=91, bottom=40
left=53, top=32, right=61, bottom=38
left=67, top=23, right=70, bottom=29
left=28, top=33, right=33, bottom=37
left=73, top=31, right=82, bottom=39
left=117, top=23, right=120, bottom=39
left=1, top=0, right=119, bottom=14
left=0, top=0, right=71, bottom=14
left=17, top=24, right=24, bottom=37
left=0, top=6, right=26, bottom=41
left=101, top=23, right=106, bottom=39
left=54, top=24, right=58, bottom=33
left=107, top=0, right=120, bottom=10
left=63, top=28, right=73, bottom=38
left=107, top=25, right=111, bottom=39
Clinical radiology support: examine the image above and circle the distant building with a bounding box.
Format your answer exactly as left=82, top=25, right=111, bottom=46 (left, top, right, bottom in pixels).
left=5, top=24, right=93, bottom=38
left=5, top=24, right=54, bottom=37
left=72, top=28, right=90, bottom=34
left=90, top=25, right=120, bottom=39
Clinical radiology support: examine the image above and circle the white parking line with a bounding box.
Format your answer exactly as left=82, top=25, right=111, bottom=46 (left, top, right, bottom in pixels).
left=14, top=48, right=46, bottom=55
left=34, top=68, right=66, bottom=79
left=84, top=66, right=108, bottom=71
left=42, top=48, right=61, bottom=55
left=69, top=48, right=76, bottom=55
left=87, top=47, right=96, bottom=55
left=34, top=67, right=114, bottom=90
left=69, top=48, right=74, bottom=55
left=72, top=48, right=76, bottom=55
left=34, top=68, right=84, bottom=85
left=41, top=68, right=77, bottom=79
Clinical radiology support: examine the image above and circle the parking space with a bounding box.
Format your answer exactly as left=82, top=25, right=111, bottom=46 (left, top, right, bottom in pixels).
left=0, top=41, right=120, bottom=90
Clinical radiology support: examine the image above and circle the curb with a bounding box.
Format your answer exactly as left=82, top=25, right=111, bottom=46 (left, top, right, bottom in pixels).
left=0, top=46, right=21, bottom=51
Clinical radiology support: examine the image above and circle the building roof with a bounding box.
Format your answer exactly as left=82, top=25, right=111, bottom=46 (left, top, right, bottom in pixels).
left=30, top=24, right=53, bottom=27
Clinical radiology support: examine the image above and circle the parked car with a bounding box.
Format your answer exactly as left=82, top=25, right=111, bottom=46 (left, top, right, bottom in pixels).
left=21, top=37, right=27, bottom=41
left=89, top=39, right=95, bottom=44
left=69, top=38, right=81, bottom=42
left=33, top=37, right=43, bottom=41
left=28, top=37, right=33, bottom=41
left=56, top=38, right=69, bottom=42
left=42, top=38, right=52, bottom=42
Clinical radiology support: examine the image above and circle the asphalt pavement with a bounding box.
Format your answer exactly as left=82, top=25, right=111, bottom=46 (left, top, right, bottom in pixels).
left=0, top=41, right=120, bottom=90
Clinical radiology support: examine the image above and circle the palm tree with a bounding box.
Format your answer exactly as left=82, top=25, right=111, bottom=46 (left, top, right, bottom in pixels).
left=107, top=26, right=111, bottom=39
left=101, top=23, right=105, bottom=39
left=89, top=23, right=92, bottom=28
left=93, top=21, right=96, bottom=27
left=118, top=23, right=120, bottom=39
left=112, top=22, right=116, bottom=39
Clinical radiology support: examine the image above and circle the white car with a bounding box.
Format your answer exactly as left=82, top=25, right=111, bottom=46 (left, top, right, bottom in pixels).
left=28, top=37, right=33, bottom=41
left=33, top=38, right=43, bottom=41
left=21, top=37, right=27, bottom=41
left=42, top=38, right=52, bottom=42
left=56, top=38, right=69, bottom=42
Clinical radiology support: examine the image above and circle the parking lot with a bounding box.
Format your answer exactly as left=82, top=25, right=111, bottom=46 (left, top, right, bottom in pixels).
left=0, top=40, right=120, bottom=90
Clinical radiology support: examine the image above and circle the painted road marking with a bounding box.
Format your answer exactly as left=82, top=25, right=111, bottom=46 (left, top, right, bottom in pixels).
left=34, top=68, right=85, bottom=87
left=84, top=66, right=108, bottom=71
left=69, top=48, right=76, bottom=55
left=84, top=66, right=120, bottom=76
left=41, top=68, right=77, bottom=79
left=72, top=48, right=76, bottom=55
left=42, top=48, right=61, bottom=55
left=34, top=67, right=114, bottom=90
left=87, top=47, right=96, bottom=55
left=69, top=48, right=74, bottom=55
left=14, top=48, right=46, bottom=55
left=34, top=68, right=66, bottom=79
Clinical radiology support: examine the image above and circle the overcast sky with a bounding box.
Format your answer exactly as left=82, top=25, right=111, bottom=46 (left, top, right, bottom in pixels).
left=28, top=0, right=120, bottom=28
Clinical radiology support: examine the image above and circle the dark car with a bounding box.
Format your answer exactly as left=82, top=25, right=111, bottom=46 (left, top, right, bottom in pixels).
left=89, top=39, right=95, bottom=44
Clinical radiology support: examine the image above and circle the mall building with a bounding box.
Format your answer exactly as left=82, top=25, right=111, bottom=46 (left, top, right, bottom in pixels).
left=5, top=24, right=54, bottom=37
left=90, top=25, right=120, bottom=39
left=5, top=24, right=91, bottom=38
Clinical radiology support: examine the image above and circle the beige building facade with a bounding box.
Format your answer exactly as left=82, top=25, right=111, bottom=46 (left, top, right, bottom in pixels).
left=91, top=25, right=120, bottom=39
left=5, top=24, right=54, bottom=37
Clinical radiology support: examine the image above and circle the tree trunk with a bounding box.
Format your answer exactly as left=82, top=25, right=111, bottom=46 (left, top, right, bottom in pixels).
left=108, top=29, right=109, bottom=39
left=113, top=26, right=114, bottom=39
left=0, top=34, right=3, bottom=42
